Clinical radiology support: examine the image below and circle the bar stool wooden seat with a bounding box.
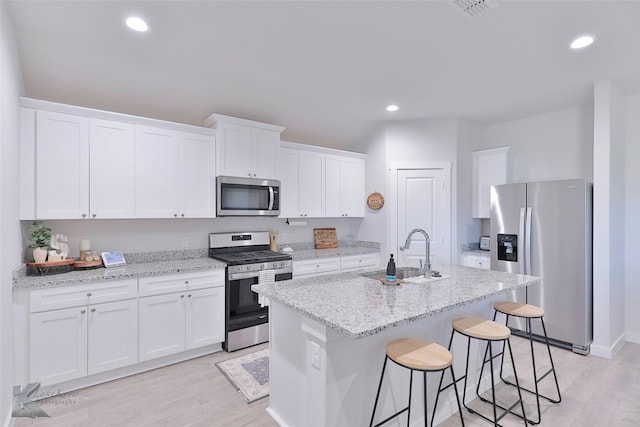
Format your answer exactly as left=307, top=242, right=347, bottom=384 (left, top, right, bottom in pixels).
left=492, top=301, right=562, bottom=425
left=449, top=317, right=528, bottom=426
left=370, top=338, right=465, bottom=427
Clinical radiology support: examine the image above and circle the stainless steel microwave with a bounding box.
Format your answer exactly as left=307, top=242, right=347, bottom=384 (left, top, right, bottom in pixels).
left=216, top=176, right=280, bottom=216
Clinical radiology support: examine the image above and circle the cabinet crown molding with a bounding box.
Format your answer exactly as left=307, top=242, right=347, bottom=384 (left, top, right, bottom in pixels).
left=204, top=113, right=286, bottom=133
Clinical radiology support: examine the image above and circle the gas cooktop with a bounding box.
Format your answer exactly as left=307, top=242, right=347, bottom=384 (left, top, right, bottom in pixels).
left=211, top=250, right=291, bottom=266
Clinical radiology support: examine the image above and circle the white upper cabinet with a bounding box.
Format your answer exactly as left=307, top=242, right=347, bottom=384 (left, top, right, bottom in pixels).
left=35, top=110, right=90, bottom=219
left=182, top=132, right=216, bottom=218
left=89, top=119, right=135, bottom=218
left=279, top=147, right=325, bottom=218
left=325, top=154, right=365, bottom=217
left=472, top=147, right=513, bottom=218
left=204, top=113, right=285, bottom=180
left=19, top=98, right=216, bottom=220
left=135, top=126, right=182, bottom=218
left=135, top=126, right=215, bottom=219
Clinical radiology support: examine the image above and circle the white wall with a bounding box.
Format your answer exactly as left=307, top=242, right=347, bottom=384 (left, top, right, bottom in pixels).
left=477, top=103, right=594, bottom=183
left=357, top=118, right=458, bottom=263
left=456, top=120, right=482, bottom=260
left=22, top=217, right=363, bottom=260
left=356, top=126, right=389, bottom=255
left=1, top=2, right=24, bottom=424
left=591, top=80, right=627, bottom=358
left=624, top=92, right=640, bottom=343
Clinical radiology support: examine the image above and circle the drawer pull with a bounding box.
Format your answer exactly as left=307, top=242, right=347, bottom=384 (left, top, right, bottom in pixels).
left=87, top=292, right=92, bottom=297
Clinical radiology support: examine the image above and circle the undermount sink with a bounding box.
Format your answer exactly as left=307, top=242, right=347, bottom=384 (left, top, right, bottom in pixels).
left=360, top=267, right=425, bottom=281
left=361, top=267, right=447, bottom=283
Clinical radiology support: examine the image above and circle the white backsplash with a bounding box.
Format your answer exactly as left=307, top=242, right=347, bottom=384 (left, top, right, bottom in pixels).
left=20, top=217, right=364, bottom=260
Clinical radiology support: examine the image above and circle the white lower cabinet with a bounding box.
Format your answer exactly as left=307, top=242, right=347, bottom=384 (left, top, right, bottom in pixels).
left=29, top=279, right=138, bottom=385
left=30, top=307, right=88, bottom=384
left=293, top=257, right=341, bottom=278
left=340, top=253, right=380, bottom=272
left=461, top=253, right=490, bottom=270
left=138, top=271, right=225, bottom=361
left=293, top=253, right=381, bottom=277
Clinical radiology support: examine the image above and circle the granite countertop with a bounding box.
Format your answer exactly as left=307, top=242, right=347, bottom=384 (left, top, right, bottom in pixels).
left=285, top=240, right=380, bottom=261
left=252, top=264, right=539, bottom=339
left=14, top=257, right=225, bottom=290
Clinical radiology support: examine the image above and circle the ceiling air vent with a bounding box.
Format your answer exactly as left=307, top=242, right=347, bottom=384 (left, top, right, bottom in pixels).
left=447, top=0, right=500, bottom=20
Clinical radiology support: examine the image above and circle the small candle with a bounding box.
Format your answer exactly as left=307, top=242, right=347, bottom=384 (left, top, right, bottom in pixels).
left=80, top=239, right=91, bottom=251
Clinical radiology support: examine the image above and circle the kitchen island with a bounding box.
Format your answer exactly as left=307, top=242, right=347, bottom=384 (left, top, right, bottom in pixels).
left=252, top=264, right=540, bottom=427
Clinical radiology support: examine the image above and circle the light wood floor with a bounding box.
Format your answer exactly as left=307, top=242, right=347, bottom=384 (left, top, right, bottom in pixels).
left=14, top=339, right=640, bottom=426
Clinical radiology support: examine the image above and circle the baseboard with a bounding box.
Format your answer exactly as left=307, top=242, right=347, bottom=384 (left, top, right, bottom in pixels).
left=625, top=331, right=640, bottom=344
left=266, top=407, right=290, bottom=427
left=590, top=332, right=626, bottom=359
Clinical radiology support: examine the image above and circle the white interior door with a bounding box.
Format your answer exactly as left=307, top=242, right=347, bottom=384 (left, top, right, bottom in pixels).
left=396, top=168, right=449, bottom=268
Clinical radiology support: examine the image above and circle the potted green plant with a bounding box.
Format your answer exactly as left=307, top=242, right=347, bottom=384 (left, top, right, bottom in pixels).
left=27, top=221, right=51, bottom=262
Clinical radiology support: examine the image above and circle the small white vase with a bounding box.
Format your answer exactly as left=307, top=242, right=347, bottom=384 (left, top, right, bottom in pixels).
left=33, top=247, right=47, bottom=263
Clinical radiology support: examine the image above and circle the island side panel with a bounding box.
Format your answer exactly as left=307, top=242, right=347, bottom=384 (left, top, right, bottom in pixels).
left=267, top=295, right=512, bottom=426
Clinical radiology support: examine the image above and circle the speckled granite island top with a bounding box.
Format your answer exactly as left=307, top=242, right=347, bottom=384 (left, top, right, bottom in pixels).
left=252, top=264, right=539, bottom=339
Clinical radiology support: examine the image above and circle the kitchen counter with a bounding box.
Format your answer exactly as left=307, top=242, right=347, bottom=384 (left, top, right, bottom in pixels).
left=13, top=257, right=225, bottom=290
left=283, top=240, right=380, bottom=261
left=253, top=263, right=537, bottom=339
left=254, top=265, right=540, bottom=427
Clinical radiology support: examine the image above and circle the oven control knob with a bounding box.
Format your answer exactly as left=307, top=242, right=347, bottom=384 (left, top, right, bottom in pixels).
left=246, top=265, right=251, bottom=271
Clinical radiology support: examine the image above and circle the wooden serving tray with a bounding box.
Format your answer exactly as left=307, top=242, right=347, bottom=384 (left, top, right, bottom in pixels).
left=74, top=260, right=104, bottom=270
left=314, top=228, right=338, bottom=249
left=27, top=259, right=75, bottom=267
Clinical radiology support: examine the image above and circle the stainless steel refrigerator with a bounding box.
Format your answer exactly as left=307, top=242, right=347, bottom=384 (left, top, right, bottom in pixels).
left=490, top=179, right=592, bottom=355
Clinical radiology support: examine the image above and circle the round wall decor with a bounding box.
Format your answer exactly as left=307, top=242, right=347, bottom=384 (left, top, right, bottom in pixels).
left=367, top=192, right=385, bottom=210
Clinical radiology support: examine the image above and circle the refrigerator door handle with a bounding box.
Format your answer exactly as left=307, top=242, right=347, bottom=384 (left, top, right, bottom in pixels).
left=525, top=207, right=532, bottom=276
left=519, top=207, right=526, bottom=275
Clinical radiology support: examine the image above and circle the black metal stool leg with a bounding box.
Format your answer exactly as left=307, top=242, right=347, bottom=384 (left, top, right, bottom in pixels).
left=506, top=338, right=528, bottom=426
left=540, top=317, right=562, bottom=403
left=370, top=355, right=389, bottom=427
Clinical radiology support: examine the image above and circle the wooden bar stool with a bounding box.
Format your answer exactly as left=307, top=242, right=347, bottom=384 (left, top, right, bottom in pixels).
left=449, top=317, right=528, bottom=426
left=370, top=338, right=465, bottom=427
left=492, top=301, right=562, bottom=425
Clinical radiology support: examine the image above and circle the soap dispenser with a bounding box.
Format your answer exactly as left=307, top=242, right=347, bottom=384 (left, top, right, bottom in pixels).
left=385, top=254, right=396, bottom=282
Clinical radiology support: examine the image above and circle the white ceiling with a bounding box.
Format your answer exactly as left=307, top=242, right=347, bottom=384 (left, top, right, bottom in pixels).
left=6, top=0, right=640, bottom=151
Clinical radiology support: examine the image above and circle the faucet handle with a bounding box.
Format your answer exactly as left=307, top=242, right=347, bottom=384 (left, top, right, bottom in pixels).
left=420, top=258, right=424, bottom=270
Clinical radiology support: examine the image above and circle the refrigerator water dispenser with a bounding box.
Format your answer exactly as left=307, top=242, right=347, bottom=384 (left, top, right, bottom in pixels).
left=497, top=234, right=518, bottom=262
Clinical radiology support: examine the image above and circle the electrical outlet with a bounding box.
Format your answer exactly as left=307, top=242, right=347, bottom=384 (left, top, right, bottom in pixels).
left=181, top=237, right=189, bottom=248
left=310, top=341, right=321, bottom=369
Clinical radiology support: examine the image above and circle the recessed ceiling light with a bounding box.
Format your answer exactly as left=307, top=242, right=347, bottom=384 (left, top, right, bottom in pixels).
left=570, top=35, right=594, bottom=49
left=386, top=105, right=399, bottom=112
left=126, top=16, right=148, bottom=32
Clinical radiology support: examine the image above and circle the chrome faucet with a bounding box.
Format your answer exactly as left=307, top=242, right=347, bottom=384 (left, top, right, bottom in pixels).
left=400, top=228, right=431, bottom=278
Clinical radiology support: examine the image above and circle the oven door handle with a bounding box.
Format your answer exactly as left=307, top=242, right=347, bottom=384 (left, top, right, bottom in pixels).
left=229, top=266, right=293, bottom=281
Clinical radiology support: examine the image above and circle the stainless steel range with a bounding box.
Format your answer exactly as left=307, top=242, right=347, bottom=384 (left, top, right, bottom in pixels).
left=208, top=231, right=292, bottom=352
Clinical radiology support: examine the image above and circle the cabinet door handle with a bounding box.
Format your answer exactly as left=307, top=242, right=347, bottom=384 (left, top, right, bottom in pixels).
left=92, top=213, right=96, bottom=218
left=187, top=294, right=192, bottom=298
left=180, top=294, right=185, bottom=299
left=87, top=292, right=92, bottom=297
left=82, top=213, right=87, bottom=218
left=185, top=280, right=189, bottom=285
left=181, top=213, right=185, bottom=217
left=91, top=308, right=96, bottom=313
left=248, top=173, right=252, bottom=177
left=80, top=309, right=86, bottom=314
left=174, top=213, right=178, bottom=218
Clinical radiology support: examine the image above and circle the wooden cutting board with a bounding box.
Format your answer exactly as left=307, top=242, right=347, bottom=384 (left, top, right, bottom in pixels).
left=314, top=228, right=338, bottom=249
